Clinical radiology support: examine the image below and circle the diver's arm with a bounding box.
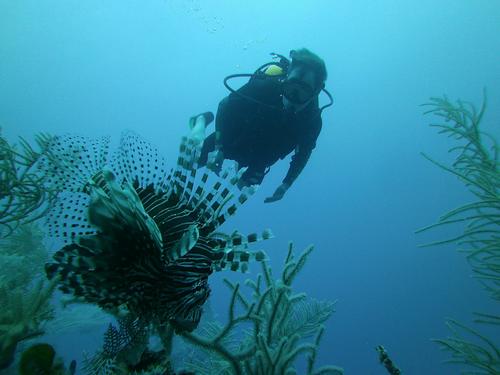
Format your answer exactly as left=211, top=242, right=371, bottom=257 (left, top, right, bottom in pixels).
left=282, top=113, right=322, bottom=187
left=282, top=146, right=313, bottom=186
left=264, top=112, right=321, bottom=203
left=264, top=146, right=312, bottom=204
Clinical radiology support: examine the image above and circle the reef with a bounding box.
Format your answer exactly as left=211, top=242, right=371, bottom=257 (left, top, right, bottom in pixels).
left=83, top=243, right=343, bottom=375
left=34, top=131, right=273, bottom=372
left=179, top=243, right=343, bottom=375
left=0, top=126, right=342, bottom=373
left=375, top=345, right=401, bottom=375
left=418, top=92, right=499, bottom=374
left=18, top=343, right=76, bottom=375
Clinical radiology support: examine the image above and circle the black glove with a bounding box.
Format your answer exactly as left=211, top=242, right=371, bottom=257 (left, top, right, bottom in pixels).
left=264, top=183, right=290, bottom=203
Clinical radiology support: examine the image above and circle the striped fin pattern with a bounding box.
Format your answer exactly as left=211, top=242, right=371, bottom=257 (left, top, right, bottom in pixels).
left=213, top=249, right=268, bottom=273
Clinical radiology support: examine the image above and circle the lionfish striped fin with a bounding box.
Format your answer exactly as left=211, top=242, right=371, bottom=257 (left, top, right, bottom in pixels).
left=213, top=249, right=267, bottom=273
left=188, top=171, right=210, bottom=207
left=180, top=138, right=202, bottom=199
left=210, top=185, right=258, bottom=229
left=193, top=168, right=233, bottom=220
left=193, top=171, right=256, bottom=235
left=164, top=224, right=199, bottom=262
left=211, top=229, right=274, bottom=252
left=39, top=134, right=111, bottom=193
left=110, top=131, right=169, bottom=190
left=46, top=192, right=95, bottom=242
left=169, top=137, right=200, bottom=200
left=46, top=244, right=107, bottom=301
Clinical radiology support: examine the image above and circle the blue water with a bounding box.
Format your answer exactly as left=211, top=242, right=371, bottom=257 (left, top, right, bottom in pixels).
left=1, top=1, right=499, bottom=374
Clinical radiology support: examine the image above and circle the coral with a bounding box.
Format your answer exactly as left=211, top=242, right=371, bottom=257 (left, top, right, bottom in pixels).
left=0, top=279, right=56, bottom=368
left=178, top=243, right=343, bottom=375
left=83, top=315, right=151, bottom=373
left=0, top=129, right=58, bottom=237
left=433, top=319, right=499, bottom=375
left=418, top=92, right=499, bottom=300
left=0, top=223, right=48, bottom=288
left=0, top=224, right=55, bottom=370
left=81, top=244, right=341, bottom=375
left=418, top=92, right=499, bottom=374
left=82, top=314, right=175, bottom=375
left=376, top=345, right=402, bottom=375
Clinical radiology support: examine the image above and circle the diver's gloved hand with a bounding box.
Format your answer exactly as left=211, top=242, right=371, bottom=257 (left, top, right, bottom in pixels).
left=264, top=182, right=290, bottom=203
left=207, top=149, right=224, bottom=175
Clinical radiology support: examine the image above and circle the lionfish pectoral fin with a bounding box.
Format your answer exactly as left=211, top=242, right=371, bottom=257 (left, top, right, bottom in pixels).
left=165, top=224, right=199, bottom=262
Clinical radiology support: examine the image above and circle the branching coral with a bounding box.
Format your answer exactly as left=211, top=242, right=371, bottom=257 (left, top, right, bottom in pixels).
left=418, top=92, right=499, bottom=374
left=417, top=92, right=499, bottom=300
left=433, top=319, right=499, bottom=375
left=178, top=243, right=343, bottom=375
left=0, top=129, right=58, bottom=237
left=0, top=224, right=56, bottom=370
left=79, top=243, right=341, bottom=375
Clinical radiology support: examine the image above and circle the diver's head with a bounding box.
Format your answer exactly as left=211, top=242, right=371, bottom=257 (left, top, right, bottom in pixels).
left=282, top=48, right=327, bottom=112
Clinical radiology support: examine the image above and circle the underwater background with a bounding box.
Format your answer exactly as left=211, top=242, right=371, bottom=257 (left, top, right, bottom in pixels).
left=0, top=0, right=499, bottom=374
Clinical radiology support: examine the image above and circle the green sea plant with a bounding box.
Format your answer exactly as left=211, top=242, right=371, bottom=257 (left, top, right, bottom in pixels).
left=0, top=224, right=56, bottom=370
left=0, top=128, right=57, bottom=237
left=178, top=243, right=343, bottom=375
left=417, top=92, right=499, bottom=374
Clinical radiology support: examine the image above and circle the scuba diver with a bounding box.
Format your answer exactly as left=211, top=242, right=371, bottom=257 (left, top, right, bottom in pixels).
left=189, top=48, right=333, bottom=203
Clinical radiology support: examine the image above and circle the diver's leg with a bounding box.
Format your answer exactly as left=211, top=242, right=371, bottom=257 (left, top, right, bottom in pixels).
left=238, top=166, right=266, bottom=189
left=198, top=133, right=224, bottom=175
left=199, top=133, right=216, bottom=167
left=188, top=112, right=214, bottom=146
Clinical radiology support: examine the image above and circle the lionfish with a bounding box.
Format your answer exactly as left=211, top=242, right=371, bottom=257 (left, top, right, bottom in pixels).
left=43, top=132, right=271, bottom=332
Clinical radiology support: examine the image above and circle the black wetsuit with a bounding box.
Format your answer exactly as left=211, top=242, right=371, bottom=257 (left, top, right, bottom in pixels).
left=200, top=75, right=322, bottom=186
